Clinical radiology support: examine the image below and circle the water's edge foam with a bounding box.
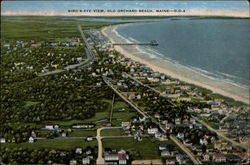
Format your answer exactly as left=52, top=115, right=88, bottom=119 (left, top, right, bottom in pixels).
left=114, top=25, right=249, bottom=91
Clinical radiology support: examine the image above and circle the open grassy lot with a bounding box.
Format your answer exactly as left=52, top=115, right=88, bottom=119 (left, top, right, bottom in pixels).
left=24, top=101, right=40, bottom=107
left=1, top=16, right=120, bottom=41
left=101, top=129, right=124, bottom=136
left=1, top=139, right=97, bottom=150
left=102, top=137, right=178, bottom=160
left=68, top=130, right=96, bottom=137
left=111, top=111, right=137, bottom=126
left=110, top=101, right=137, bottom=126
left=113, top=101, right=129, bottom=111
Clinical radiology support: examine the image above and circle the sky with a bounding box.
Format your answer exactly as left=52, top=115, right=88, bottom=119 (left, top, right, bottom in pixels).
left=1, top=1, right=249, bottom=17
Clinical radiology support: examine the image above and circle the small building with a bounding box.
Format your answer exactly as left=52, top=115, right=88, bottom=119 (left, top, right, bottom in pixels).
left=159, top=144, right=168, bottom=150
left=176, top=154, right=186, bottom=164
left=62, top=132, right=67, bottom=137
left=166, top=159, right=176, bottom=165
left=0, top=138, right=6, bottom=143
left=121, top=122, right=131, bottom=130
left=201, top=153, right=210, bottom=161
left=175, top=118, right=181, bottom=125
left=75, top=148, right=83, bottom=154
left=31, top=131, right=36, bottom=137
left=161, top=149, right=171, bottom=157
left=86, top=137, right=93, bottom=142
left=147, top=126, right=158, bottom=135
left=45, top=125, right=54, bottom=130
left=200, top=138, right=208, bottom=145
left=70, top=160, right=77, bottom=165
left=213, top=153, right=226, bottom=162
left=225, top=154, right=241, bottom=162
left=72, top=123, right=95, bottom=129
left=82, top=157, right=90, bottom=165
left=104, top=150, right=129, bottom=165
left=177, top=132, right=184, bottom=140
left=29, top=136, right=34, bottom=143
left=183, top=139, right=192, bottom=146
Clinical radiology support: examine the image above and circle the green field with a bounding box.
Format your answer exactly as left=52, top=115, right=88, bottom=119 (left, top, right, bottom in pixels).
left=1, top=16, right=121, bottom=41
left=102, top=137, right=178, bottom=160
left=1, top=139, right=97, bottom=150
left=24, top=101, right=40, bottom=107
left=68, top=130, right=96, bottom=137
left=101, top=129, right=124, bottom=136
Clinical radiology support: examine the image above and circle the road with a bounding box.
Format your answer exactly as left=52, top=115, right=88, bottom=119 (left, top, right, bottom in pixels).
left=103, top=76, right=202, bottom=165
left=109, top=94, right=115, bottom=123
left=77, top=25, right=95, bottom=60
left=96, top=127, right=122, bottom=165
left=170, top=135, right=202, bottom=165
left=96, top=127, right=105, bottom=165
left=103, top=77, right=150, bottom=119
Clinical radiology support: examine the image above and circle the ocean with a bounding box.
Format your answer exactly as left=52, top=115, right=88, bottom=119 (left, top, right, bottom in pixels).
left=115, top=18, right=249, bottom=89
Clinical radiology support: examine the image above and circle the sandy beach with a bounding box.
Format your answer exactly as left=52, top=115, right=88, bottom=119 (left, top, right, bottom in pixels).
left=101, top=24, right=249, bottom=104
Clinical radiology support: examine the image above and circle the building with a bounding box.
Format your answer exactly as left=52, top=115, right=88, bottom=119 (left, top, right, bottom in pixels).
left=200, top=138, right=208, bottom=145
left=177, top=132, right=184, bottom=140
left=201, top=153, right=210, bottom=161
left=159, top=144, right=168, bottom=150
left=166, top=159, right=176, bottom=165
left=75, top=148, right=83, bottom=154
left=72, top=123, right=95, bottom=129
left=104, top=150, right=129, bottom=165
left=147, top=126, right=158, bottom=135
left=45, top=124, right=54, bottom=130
left=121, top=122, right=131, bottom=130
left=82, top=157, right=90, bottom=165
left=87, top=137, right=93, bottom=142
left=28, top=136, right=34, bottom=143
left=70, top=160, right=77, bottom=165
left=213, top=153, right=226, bottom=162
left=161, top=149, right=171, bottom=157
left=0, top=138, right=6, bottom=143
left=225, top=154, right=241, bottom=163
left=176, top=154, right=186, bottom=164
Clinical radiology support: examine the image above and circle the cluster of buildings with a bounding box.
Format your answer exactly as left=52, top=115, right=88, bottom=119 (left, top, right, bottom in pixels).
left=86, top=29, right=249, bottom=164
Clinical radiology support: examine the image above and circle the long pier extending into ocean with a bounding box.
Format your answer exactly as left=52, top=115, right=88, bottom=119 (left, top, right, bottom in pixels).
left=113, top=40, right=159, bottom=46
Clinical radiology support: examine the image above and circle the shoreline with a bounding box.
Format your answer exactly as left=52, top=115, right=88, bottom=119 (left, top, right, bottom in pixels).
left=101, top=24, right=249, bottom=104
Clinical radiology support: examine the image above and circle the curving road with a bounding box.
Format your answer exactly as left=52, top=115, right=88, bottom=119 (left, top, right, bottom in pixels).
left=96, top=127, right=122, bottom=165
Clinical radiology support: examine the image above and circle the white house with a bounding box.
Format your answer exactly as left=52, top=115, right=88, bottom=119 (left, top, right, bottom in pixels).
left=147, top=126, right=158, bottom=135
left=161, top=149, right=171, bottom=157
left=121, top=122, right=131, bottom=129
left=200, top=138, right=208, bottom=145
left=87, top=137, right=93, bottom=142
left=177, top=133, right=184, bottom=140
left=159, top=144, right=168, bottom=150
left=0, top=138, right=6, bottom=143
left=70, top=160, right=77, bottom=165
left=45, top=125, right=54, bottom=130
left=75, top=148, right=82, bottom=154
left=29, top=136, right=34, bottom=143
left=176, top=154, right=186, bottom=164
left=82, top=157, right=90, bottom=165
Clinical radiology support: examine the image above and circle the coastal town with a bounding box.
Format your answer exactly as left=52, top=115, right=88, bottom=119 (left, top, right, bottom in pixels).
left=1, top=16, right=250, bottom=165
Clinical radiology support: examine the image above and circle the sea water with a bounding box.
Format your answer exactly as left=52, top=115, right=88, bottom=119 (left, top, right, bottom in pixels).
left=116, top=18, right=249, bottom=88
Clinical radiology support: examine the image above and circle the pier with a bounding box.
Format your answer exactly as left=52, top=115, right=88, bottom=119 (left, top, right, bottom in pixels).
left=113, top=40, right=158, bottom=46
